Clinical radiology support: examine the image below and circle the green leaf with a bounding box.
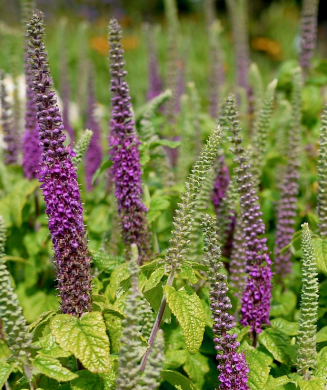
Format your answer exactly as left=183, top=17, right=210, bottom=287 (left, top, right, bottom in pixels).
left=258, top=328, right=291, bottom=364
left=270, top=318, right=299, bottom=336
left=312, top=237, right=327, bottom=276
left=71, top=371, right=104, bottom=390
left=33, top=355, right=78, bottom=382
left=106, top=263, right=130, bottom=302
left=161, top=370, right=198, bottom=390
left=150, top=139, right=181, bottom=149
left=92, top=158, right=113, bottom=185
left=164, top=286, right=205, bottom=354
left=164, top=350, right=188, bottom=370
left=102, top=356, right=119, bottom=390
left=247, top=349, right=273, bottom=390
left=34, top=334, right=71, bottom=358
left=144, top=282, right=171, bottom=324
left=0, top=361, right=14, bottom=388
left=50, top=312, right=110, bottom=373
left=149, top=197, right=170, bottom=211
left=235, top=325, right=251, bottom=342
left=28, top=311, right=57, bottom=341
left=263, top=376, right=291, bottom=390
left=102, top=306, right=125, bottom=320
left=143, top=267, right=165, bottom=293
left=315, top=346, right=327, bottom=379
left=0, top=339, right=10, bottom=360
left=180, top=266, right=198, bottom=284
left=183, top=352, right=210, bottom=389
left=297, top=377, right=326, bottom=389
left=316, top=325, right=327, bottom=343
left=91, top=251, right=125, bottom=273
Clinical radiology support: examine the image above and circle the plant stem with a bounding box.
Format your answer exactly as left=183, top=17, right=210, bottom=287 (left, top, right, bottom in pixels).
left=140, top=269, right=175, bottom=372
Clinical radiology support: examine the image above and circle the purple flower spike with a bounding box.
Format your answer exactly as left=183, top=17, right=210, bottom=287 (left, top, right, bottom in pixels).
left=202, top=214, right=249, bottom=390
left=212, top=156, right=230, bottom=217
left=26, top=11, right=92, bottom=316
left=22, top=26, right=42, bottom=179
left=108, top=19, right=151, bottom=264
left=0, top=72, right=19, bottom=165
left=226, top=95, right=272, bottom=339
left=145, top=23, right=162, bottom=101
left=85, top=67, right=102, bottom=191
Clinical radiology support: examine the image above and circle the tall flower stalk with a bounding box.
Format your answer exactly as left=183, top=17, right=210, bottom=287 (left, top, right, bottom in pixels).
left=85, top=66, right=102, bottom=190
left=0, top=71, right=19, bottom=165
left=140, top=125, right=222, bottom=371
left=226, top=95, right=272, bottom=342
left=297, top=223, right=319, bottom=380
left=144, top=23, right=162, bottom=101
left=274, top=69, right=302, bottom=280
left=26, top=11, right=92, bottom=316
left=317, top=105, right=327, bottom=237
left=202, top=214, right=249, bottom=390
left=299, top=0, right=320, bottom=79
left=22, top=0, right=42, bottom=180
left=108, top=19, right=151, bottom=264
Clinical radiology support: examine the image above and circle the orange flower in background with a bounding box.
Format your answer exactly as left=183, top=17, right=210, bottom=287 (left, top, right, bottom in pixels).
left=89, top=36, right=109, bottom=56
left=89, top=35, right=140, bottom=55
left=251, top=37, right=283, bottom=61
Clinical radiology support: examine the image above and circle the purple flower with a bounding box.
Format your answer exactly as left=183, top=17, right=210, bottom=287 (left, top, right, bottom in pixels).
left=226, top=95, right=272, bottom=337
left=26, top=10, right=92, bottom=316
left=145, top=23, right=162, bottom=101
left=85, top=67, right=102, bottom=191
left=22, top=36, right=42, bottom=180
left=0, top=72, right=19, bottom=165
left=202, top=214, right=249, bottom=390
left=299, top=0, right=320, bottom=78
left=212, top=156, right=230, bottom=217
left=108, top=19, right=151, bottom=264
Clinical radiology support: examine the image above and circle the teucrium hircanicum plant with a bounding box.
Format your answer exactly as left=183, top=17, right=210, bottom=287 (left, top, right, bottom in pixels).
left=250, top=79, right=277, bottom=188
left=140, top=125, right=222, bottom=371
left=0, top=216, right=32, bottom=364
left=317, top=105, right=327, bottom=237
left=202, top=214, right=249, bottom=390
left=226, top=95, right=272, bottom=341
left=72, top=129, right=93, bottom=165
left=297, top=223, right=319, bottom=380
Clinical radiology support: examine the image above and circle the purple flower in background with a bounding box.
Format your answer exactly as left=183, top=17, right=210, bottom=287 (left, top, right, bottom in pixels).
left=26, top=10, right=92, bottom=316
left=22, top=18, right=42, bottom=179
left=108, top=18, right=151, bottom=264
left=0, top=72, right=19, bottom=165
left=144, top=23, right=162, bottom=101
left=299, top=0, right=320, bottom=78
left=212, top=156, right=230, bottom=217
left=202, top=214, right=249, bottom=390
left=175, top=58, right=186, bottom=113
left=226, top=95, right=272, bottom=339
left=85, top=67, right=102, bottom=191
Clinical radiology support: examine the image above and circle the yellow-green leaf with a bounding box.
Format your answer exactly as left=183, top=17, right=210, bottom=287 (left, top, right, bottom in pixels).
left=0, top=361, right=14, bottom=388
left=316, top=325, right=327, bottom=343
left=258, top=328, right=291, bottom=364
left=247, top=349, right=273, bottom=390
left=263, top=375, right=291, bottom=390
left=164, top=286, right=205, bottom=354
left=297, top=377, right=326, bottom=389
left=32, top=355, right=78, bottom=382
left=34, top=334, right=71, bottom=358
left=161, top=370, right=198, bottom=390
left=312, top=237, right=327, bottom=276
left=270, top=318, right=299, bottom=336
left=50, top=312, right=110, bottom=373
left=143, top=267, right=165, bottom=293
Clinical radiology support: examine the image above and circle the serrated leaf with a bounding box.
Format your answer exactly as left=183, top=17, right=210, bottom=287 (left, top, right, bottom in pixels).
left=270, top=318, right=299, bottom=336
left=102, top=356, right=119, bottom=390
left=33, top=355, right=78, bottom=382
left=235, top=326, right=251, bottom=342
left=247, top=349, right=273, bottom=390
left=143, top=267, right=165, bottom=293
left=0, top=339, right=10, bottom=360
left=34, top=334, right=71, bottom=358
left=316, top=325, right=327, bottom=343
left=312, top=237, right=327, bottom=276
left=103, top=312, right=122, bottom=354
left=50, top=312, right=110, bottom=373
left=161, top=370, right=198, bottom=390
left=263, top=375, right=291, bottom=390
left=315, top=346, right=327, bottom=379
left=71, top=370, right=104, bottom=390
left=258, top=328, right=291, bottom=364
left=180, top=266, right=197, bottom=284
left=0, top=361, right=14, bottom=388
left=297, top=377, right=326, bottom=389
left=164, top=286, right=205, bottom=354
